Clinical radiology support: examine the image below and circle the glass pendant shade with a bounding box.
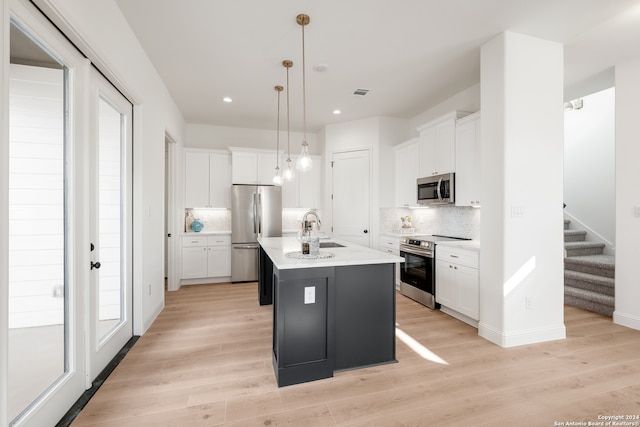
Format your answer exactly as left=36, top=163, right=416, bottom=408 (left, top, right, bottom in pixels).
left=296, top=141, right=312, bottom=171
left=283, top=161, right=294, bottom=181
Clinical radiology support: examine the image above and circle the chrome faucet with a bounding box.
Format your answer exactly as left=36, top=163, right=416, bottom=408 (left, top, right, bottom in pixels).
left=302, top=210, right=321, bottom=231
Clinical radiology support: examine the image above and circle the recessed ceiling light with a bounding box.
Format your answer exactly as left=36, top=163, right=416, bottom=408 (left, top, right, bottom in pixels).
left=313, top=63, right=329, bottom=72
left=222, top=97, right=233, bottom=103
left=333, top=109, right=341, bottom=115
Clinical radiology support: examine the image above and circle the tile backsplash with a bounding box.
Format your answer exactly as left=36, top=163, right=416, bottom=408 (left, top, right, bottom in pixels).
left=184, top=208, right=322, bottom=234
left=380, top=206, right=480, bottom=240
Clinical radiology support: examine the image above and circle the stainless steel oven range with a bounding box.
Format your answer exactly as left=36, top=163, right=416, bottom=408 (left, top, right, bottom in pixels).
left=399, top=235, right=470, bottom=309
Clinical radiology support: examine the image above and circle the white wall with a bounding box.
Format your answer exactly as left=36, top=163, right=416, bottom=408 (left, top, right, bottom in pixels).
left=37, top=0, right=186, bottom=334
left=186, top=123, right=316, bottom=153
left=614, top=58, right=640, bottom=330
left=480, top=32, right=566, bottom=347
left=564, top=88, right=615, bottom=248
left=323, top=116, right=409, bottom=246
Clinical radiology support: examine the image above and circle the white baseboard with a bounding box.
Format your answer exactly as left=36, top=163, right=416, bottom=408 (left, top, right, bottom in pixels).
left=613, top=310, right=640, bottom=331
left=479, top=322, right=566, bottom=348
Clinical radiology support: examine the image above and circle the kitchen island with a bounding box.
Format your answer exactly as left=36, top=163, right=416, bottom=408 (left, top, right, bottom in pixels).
left=258, top=236, right=403, bottom=387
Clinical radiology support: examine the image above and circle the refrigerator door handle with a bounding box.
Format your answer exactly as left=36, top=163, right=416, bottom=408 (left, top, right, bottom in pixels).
left=257, top=192, right=262, bottom=234
left=253, top=193, right=258, bottom=234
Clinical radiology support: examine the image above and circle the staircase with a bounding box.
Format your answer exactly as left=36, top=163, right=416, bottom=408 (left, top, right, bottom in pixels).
left=564, top=219, right=615, bottom=316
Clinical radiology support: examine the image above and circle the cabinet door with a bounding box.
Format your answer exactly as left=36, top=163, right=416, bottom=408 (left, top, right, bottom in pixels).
left=184, top=151, right=211, bottom=208
left=418, top=126, right=436, bottom=177
left=435, top=259, right=456, bottom=307
left=232, top=151, right=258, bottom=184
left=207, top=246, right=231, bottom=277
left=434, top=119, right=456, bottom=174
left=257, top=152, right=278, bottom=185
left=455, top=114, right=481, bottom=207
left=209, top=153, right=231, bottom=208
left=395, top=140, right=419, bottom=207
left=456, top=264, right=479, bottom=320
left=181, top=246, right=208, bottom=279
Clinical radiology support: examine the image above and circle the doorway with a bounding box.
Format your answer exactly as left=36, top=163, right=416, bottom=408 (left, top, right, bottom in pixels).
left=331, top=149, right=371, bottom=247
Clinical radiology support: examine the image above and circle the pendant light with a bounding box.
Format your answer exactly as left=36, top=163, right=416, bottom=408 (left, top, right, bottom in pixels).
left=295, top=13, right=313, bottom=172
left=272, top=85, right=283, bottom=185
left=282, top=59, right=294, bottom=181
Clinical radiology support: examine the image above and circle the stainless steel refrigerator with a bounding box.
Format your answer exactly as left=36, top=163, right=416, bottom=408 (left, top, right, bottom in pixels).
left=231, top=184, right=282, bottom=282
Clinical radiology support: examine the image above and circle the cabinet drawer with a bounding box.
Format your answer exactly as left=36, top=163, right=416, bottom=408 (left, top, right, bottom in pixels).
left=208, top=235, right=231, bottom=246
left=435, top=246, right=478, bottom=268
left=182, top=236, right=208, bottom=247
left=379, top=237, right=399, bottom=251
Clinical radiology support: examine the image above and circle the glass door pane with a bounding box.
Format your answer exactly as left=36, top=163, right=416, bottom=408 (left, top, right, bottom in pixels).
left=7, top=25, right=66, bottom=421
left=97, top=97, right=123, bottom=341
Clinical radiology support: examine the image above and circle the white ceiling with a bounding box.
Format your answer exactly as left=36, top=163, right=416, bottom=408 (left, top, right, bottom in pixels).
left=115, top=0, right=640, bottom=132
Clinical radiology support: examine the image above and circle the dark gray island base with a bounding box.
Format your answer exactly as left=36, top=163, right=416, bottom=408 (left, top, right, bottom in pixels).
left=258, top=242, right=397, bottom=387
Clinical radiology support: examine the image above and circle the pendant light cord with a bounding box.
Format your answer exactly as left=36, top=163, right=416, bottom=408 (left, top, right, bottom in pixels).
left=301, top=21, right=307, bottom=144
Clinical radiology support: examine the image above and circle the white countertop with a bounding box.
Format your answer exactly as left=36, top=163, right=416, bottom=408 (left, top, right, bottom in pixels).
left=259, top=236, right=404, bottom=270
left=183, top=231, right=231, bottom=236
left=435, top=239, right=481, bottom=251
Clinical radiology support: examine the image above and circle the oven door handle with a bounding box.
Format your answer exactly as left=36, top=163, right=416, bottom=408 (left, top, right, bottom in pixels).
left=400, top=247, right=433, bottom=258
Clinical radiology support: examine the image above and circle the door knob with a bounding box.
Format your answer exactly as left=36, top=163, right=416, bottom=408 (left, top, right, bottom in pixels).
left=363, top=230, right=368, bottom=234
left=91, top=261, right=101, bottom=270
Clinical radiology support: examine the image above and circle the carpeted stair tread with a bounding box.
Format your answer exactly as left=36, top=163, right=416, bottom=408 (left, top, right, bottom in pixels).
left=564, top=254, right=615, bottom=278
left=564, top=270, right=615, bottom=296
left=564, top=287, right=614, bottom=316
left=564, top=241, right=605, bottom=256
left=564, top=230, right=586, bottom=242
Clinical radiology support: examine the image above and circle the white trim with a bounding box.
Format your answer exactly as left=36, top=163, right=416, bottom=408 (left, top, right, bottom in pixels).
left=479, top=321, right=566, bottom=348
left=613, top=310, right=640, bottom=331
left=30, top=0, right=142, bottom=106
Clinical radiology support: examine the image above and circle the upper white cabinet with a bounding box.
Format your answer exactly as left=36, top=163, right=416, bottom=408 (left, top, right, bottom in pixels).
left=455, top=112, right=481, bottom=207
left=282, top=155, right=321, bottom=209
left=231, top=148, right=278, bottom=185
left=417, top=111, right=468, bottom=177
left=394, top=138, right=419, bottom=207
left=184, top=149, right=231, bottom=208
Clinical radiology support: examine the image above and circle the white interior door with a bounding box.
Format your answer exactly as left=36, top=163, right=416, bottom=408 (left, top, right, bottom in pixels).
left=331, top=149, right=371, bottom=247
left=87, top=68, right=133, bottom=382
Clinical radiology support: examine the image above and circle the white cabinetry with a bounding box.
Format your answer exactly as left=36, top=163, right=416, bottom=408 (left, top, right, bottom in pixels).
left=231, top=148, right=278, bottom=185
left=379, top=235, right=401, bottom=288
left=435, top=245, right=479, bottom=326
left=417, top=111, right=468, bottom=177
left=184, top=150, right=231, bottom=208
left=181, top=235, right=231, bottom=280
left=282, top=155, right=321, bottom=209
left=394, top=139, right=419, bottom=207
left=455, top=112, right=481, bottom=207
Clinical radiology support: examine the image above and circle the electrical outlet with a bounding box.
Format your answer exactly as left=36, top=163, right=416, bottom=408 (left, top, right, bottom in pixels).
left=304, top=286, right=315, bottom=304
left=526, top=296, right=533, bottom=309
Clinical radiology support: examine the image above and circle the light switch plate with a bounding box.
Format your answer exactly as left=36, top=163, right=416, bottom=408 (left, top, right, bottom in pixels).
left=304, top=286, right=315, bottom=304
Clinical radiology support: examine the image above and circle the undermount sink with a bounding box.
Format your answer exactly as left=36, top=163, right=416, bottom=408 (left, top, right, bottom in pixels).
left=319, top=242, right=344, bottom=248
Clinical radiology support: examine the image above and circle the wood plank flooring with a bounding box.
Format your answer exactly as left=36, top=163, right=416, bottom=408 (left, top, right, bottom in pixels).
left=71, top=282, right=640, bottom=426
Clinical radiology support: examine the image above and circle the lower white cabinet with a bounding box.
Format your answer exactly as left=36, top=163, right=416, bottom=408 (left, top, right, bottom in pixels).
left=435, top=245, right=479, bottom=325
left=379, top=236, right=401, bottom=287
left=181, top=235, right=231, bottom=280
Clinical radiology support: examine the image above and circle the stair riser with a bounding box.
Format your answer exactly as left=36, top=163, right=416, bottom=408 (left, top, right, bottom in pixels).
left=564, top=294, right=614, bottom=317
left=565, top=247, right=605, bottom=257
left=564, top=278, right=614, bottom=296
left=564, top=234, right=586, bottom=242
left=564, top=263, right=615, bottom=278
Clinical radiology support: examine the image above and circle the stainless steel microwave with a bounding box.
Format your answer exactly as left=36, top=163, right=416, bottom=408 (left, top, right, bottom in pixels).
left=417, top=173, right=455, bottom=205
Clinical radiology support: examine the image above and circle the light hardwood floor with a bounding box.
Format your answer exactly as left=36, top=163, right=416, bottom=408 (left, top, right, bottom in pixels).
left=71, top=282, right=640, bottom=426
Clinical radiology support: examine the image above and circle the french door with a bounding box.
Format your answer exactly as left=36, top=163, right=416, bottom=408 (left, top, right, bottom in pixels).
left=87, top=68, right=133, bottom=383
left=4, top=1, right=133, bottom=425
